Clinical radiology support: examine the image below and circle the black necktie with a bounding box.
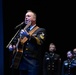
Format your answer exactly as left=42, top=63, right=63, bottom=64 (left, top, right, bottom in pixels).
left=26, top=27, right=30, bottom=32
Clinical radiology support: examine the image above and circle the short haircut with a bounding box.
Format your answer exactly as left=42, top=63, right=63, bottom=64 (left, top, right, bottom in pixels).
left=50, top=43, right=55, bottom=46
left=67, top=50, right=72, bottom=54
left=26, top=10, right=36, bottom=18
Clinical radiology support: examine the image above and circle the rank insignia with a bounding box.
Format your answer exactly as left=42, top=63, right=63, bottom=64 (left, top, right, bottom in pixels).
left=40, top=33, right=44, bottom=39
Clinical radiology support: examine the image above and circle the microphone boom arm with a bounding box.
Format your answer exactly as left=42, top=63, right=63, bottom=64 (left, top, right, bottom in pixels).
left=14, top=22, right=24, bottom=29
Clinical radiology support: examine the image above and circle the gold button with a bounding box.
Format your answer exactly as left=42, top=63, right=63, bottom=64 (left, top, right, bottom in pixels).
left=26, top=48, right=28, bottom=50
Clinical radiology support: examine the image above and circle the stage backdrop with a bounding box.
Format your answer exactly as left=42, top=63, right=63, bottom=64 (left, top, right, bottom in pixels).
left=0, top=0, right=4, bottom=75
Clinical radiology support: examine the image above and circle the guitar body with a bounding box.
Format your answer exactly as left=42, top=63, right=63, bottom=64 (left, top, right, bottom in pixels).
left=12, top=48, right=23, bottom=69
left=12, top=37, right=28, bottom=69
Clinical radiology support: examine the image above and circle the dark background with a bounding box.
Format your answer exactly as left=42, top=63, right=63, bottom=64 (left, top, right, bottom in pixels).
left=0, top=0, right=3, bottom=75
left=3, top=0, right=76, bottom=75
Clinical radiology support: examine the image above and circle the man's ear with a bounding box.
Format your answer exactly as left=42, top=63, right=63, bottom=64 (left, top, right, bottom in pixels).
left=54, top=48, right=56, bottom=51
left=33, top=18, right=36, bottom=21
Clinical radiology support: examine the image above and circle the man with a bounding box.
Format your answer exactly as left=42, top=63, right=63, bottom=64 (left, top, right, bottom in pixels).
left=8, top=10, right=46, bottom=75
left=73, top=48, right=76, bottom=59
left=62, top=50, right=76, bottom=75
left=43, top=43, right=61, bottom=75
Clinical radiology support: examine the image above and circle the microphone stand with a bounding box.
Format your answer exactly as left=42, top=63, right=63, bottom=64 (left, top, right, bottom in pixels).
left=6, top=22, right=23, bottom=48
left=6, top=22, right=25, bottom=75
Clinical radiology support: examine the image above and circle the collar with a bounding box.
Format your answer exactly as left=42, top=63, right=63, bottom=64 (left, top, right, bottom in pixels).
left=30, top=24, right=36, bottom=30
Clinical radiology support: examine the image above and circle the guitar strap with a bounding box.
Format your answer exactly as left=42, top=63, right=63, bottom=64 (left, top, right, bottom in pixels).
left=20, top=26, right=39, bottom=44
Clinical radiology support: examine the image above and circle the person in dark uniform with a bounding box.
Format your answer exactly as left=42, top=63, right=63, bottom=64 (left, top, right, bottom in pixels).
left=43, top=43, right=61, bottom=75
left=8, top=10, right=46, bottom=75
left=73, top=48, right=76, bottom=59
left=62, top=50, right=76, bottom=75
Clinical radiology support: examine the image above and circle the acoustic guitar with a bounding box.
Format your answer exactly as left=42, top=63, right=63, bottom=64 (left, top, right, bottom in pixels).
left=11, top=22, right=39, bottom=69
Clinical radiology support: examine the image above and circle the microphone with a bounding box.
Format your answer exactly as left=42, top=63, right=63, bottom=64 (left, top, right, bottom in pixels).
left=14, top=21, right=24, bottom=29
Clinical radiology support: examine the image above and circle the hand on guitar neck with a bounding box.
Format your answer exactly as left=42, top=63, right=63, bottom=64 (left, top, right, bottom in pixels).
left=20, top=29, right=29, bottom=38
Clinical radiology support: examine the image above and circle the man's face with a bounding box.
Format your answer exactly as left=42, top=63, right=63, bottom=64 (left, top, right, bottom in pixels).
left=73, top=48, right=76, bottom=53
left=67, top=51, right=72, bottom=58
left=25, top=12, right=35, bottom=24
left=49, top=44, right=56, bottom=52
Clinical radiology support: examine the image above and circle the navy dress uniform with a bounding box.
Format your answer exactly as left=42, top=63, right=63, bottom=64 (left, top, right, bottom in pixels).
left=17, top=25, right=46, bottom=75
left=43, top=52, right=61, bottom=75
left=62, top=58, right=76, bottom=75
left=9, top=24, right=46, bottom=75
